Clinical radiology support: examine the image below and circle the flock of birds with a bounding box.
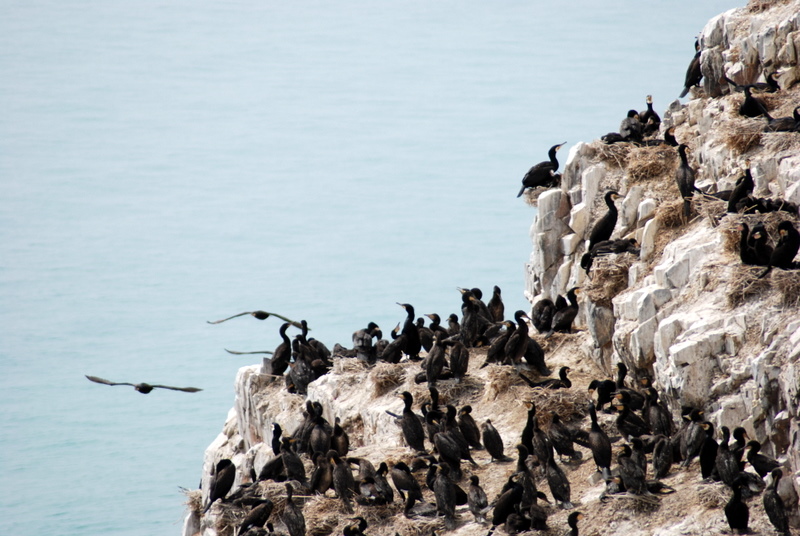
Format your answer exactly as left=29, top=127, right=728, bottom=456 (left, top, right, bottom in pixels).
left=81, top=36, right=800, bottom=536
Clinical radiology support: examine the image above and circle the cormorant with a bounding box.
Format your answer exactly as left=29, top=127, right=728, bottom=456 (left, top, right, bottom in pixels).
left=731, top=427, right=749, bottom=463
left=680, top=409, right=706, bottom=466
left=679, top=40, right=702, bottom=98
left=522, top=338, right=550, bottom=375
left=352, top=322, right=382, bottom=363
left=282, top=484, right=306, bottom=536
left=620, top=110, right=644, bottom=143
left=446, top=313, right=460, bottom=337
left=398, top=391, right=426, bottom=452
left=617, top=444, right=647, bottom=495
left=643, top=387, right=673, bottom=437
left=397, top=303, right=421, bottom=360
left=448, top=340, right=469, bottom=383
left=745, top=440, right=781, bottom=477
left=432, top=463, right=457, bottom=530
left=517, top=142, right=567, bottom=197
left=614, top=363, right=645, bottom=411
left=588, top=402, right=612, bottom=479
left=504, top=310, right=531, bottom=365
left=425, top=331, right=447, bottom=386
left=640, top=95, right=661, bottom=136
left=716, top=426, right=740, bottom=486
left=664, top=126, right=679, bottom=146
left=331, top=417, right=349, bottom=457
left=587, top=191, right=622, bottom=250
left=492, top=474, right=524, bottom=526
left=548, top=411, right=580, bottom=462
left=587, top=379, right=616, bottom=412
left=698, top=422, right=719, bottom=480
left=652, top=435, right=673, bottom=479
left=727, top=163, right=755, bottom=213
left=527, top=366, right=571, bottom=389
left=481, top=419, right=512, bottom=462
left=614, top=401, right=649, bottom=440
left=725, top=72, right=780, bottom=94
left=270, top=423, right=283, bottom=456
left=330, top=450, right=355, bottom=513
left=544, top=450, right=573, bottom=508
left=725, top=478, right=749, bottom=534
left=433, top=429, right=464, bottom=480
left=309, top=415, right=332, bottom=455
left=765, top=106, right=800, bottom=132
left=548, top=287, right=580, bottom=335
left=566, top=511, right=584, bottom=536
left=530, top=298, right=556, bottom=333
left=457, top=405, right=483, bottom=450
left=268, top=323, right=293, bottom=375
left=763, top=469, right=790, bottom=536
left=85, top=375, right=202, bottom=394
left=309, top=452, right=333, bottom=494
left=483, top=320, right=515, bottom=366
left=487, top=285, right=504, bottom=322
left=280, top=437, right=307, bottom=484
left=739, top=85, right=769, bottom=117
left=390, top=462, right=423, bottom=514
left=581, top=238, right=640, bottom=274
left=204, top=459, right=236, bottom=513
left=207, top=310, right=302, bottom=327
left=468, top=475, right=490, bottom=524
left=760, top=221, right=800, bottom=278
left=425, top=313, right=449, bottom=336
left=373, top=462, right=394, bottom=504
left=675, top=144, right=696, bottom=222
left=239, top=499, right=274, bottom=535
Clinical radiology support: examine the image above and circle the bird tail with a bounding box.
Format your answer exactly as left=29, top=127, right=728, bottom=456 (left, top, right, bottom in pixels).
left=517, top=185, right=526, bottom=198
left=679, top=87, right=690, bottom=98
left=757, top=266, right=772, bottom=279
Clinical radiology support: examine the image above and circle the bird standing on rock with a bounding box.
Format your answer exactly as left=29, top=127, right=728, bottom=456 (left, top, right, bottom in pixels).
left=675, top=144, right=697, bottom=223
left=517, top=142, right=567, bottom=197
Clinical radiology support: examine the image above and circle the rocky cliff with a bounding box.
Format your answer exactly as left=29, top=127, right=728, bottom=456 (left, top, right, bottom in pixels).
left=184, top=2, right=800, bottom=535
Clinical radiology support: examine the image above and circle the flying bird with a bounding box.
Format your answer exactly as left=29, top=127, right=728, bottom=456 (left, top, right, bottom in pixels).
left=85, top=375, right=202, bottom=394
left=206, top=310, right=304, bottom=329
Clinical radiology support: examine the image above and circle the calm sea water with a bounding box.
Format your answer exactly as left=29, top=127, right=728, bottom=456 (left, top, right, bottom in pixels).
left=1, top=1, right=737, bottom=534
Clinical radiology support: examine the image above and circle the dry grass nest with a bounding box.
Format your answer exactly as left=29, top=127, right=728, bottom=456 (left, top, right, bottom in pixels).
left=717, top=211, right=796, bottom=255
left=481, top=364, right=529, bottom=401
left=368, top=362, right=405, bottom=398
left=762, top=131, right=800, bottom=153
left=727, top=264, right=771, bottom=307
left=692, top=194, right=727, bottom=226
left=529, top=386, right=590, bottom=424
left=594, top=141, right=631, bottom=168
left=585, top=253, right=637, bottom=307
left=770, top=269, right=800, bottom=308
left=626, top=144, right=677, bottom=183
left=721, top=117, right=763, bottom=154
left=655, top=199, right=686, bottom=229
left=183, top=488, right=203, bottom=517
left=521, top=185, right=555, bottom=207
left=333, top=357, right=370, bottom=375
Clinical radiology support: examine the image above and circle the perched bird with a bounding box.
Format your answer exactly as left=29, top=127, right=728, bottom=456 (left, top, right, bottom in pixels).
left=309, top=452, right=333, bottom=495
left=544, top=450, right=573, bottom=509
left=724, top=478, right=750, bottom=534
left=764, top=106, right=800, bottom=132
left=205, top=459, right=236, bottom=513
left=745, top=440, right=781, bottom=477
left=548, top=287, right=580, bottom=335
left=85, top=375, right=202, bottom=394
left=619, top=110, right=644, bottom=143
left=587, top=191, right=622, bottom=250
left=759, top=221, right=800, bottom=278
left=282, top=484, right=306, bottom=536
left=566, top=511, right=584, bottom=536
left=397, top=303, right=422, bottom=360
left=457, top=405, right=483, bottom=450
left=652, top=435, right=673, bottom=479
left=329, top=450, right=355, bottom=513
left=397, top=391, right=426, bottom=452
left=238, top=499, right=274, bottom=536
left=547, top=411, right=580, bottom=462
left=639, top=95, right=661, bottom=136
left=481, top=419, right=512, bottom=462
left=390, top=461, right=423, bottom=514
left=617, top=444, right=647, bottom=495
left=530, top=298, right=557, bottom=333
left=763, top=469, right=791, bottom=536
left=739, top=85, right=769, bottom=118
left=587, top=379, right=616, bottom=412
left=504, top=310, right=531, bottom=365
left=467, top=475, right=490, bottom=524
left=517, top=142, right=567, bottom=197
left=525, top=366, right=571, bottom=389
left=587, top=402, right=612, bottom=480
left=679, top=40, right=702, bottom=98
left=675, top=144, right=696, bottom=223
left=487, top=285, right=504, bottom=323
left=698, top=422, right=719, bottom=480
left=432, top=463, right=458, bottom=530
left=715, top=426, right=740, bottom=486
left=331, top=417, right=350, bottom=457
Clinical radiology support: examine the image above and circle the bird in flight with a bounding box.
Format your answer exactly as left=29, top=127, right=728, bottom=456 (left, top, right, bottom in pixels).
left=206, top=310, right=304, bottom=329
left=85, top=375, right=202, bottom=394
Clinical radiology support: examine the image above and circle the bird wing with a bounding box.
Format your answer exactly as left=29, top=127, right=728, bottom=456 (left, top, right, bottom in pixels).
left=224, top=349, right=274, bottom=355
left=150, top=384, right=203, bottom=393
left=206, top=311, right=252, bottom=324
left=85, top=375, right=134, bottom=387
left=261, top=312, right=305, bottom=328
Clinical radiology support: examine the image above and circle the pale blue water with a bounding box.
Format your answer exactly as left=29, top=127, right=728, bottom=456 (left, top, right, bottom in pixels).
left=1, top=1, right=737, bottom=534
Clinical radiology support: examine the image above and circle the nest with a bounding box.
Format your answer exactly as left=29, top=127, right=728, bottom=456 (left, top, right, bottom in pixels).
left=721, top=117, right=764, bottom=154
left=594, top=142, right=630, bottom=168
left=727, top=264, right=771, bottom=307
left=626, top=144, right=677, bottom=183
left=771, top=269, right=800, bottom=308
left=585, top=253, right=637, bottom=307
left=482, top=365, right=528, bottom=401
left=655, top=199, right=686, bottom=229
left=521, top=186, right=554, bottom=207
left=183, top=488, right=203, bottom=517
left=434, top=374, right=485, bottom=403
left=717, top=214, right=744, bottom=254
left=697, top=482, right=730, bottom=508
left=368, top=362, right=405, bottom=398
left=530, top=387, right=590, bottom=424
left=762, top=131, right=800, bottom=154
left=333, top=357, right=370, bottom=375
left=692, top=194, right=727, bottom=226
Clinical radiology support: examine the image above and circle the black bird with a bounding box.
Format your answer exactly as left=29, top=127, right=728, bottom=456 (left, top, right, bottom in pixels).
left=725, top=72, right=780, bottom=94
left=331, top=417, right=349, bottom=457
left=763, top=469, right=790, bottom=536
left=548, top=287, right=580, bottom=335
left=716, top=426, right=740, bottom=486
left=587, top=191, right=622, bottom=250
left=457, top=405, right=483, bottom=450
left=270, top=423, right=283, bottom=456
left=642, top=387, right=673, bottom=437
left=566, top=511, right=584, bottom=536
left=425, top=331, right=447, bottom=386
left=664, top=126, right=679, bottom=146
left=548, top=411, right=580, bottom=462
left=527, top=366, right=571, bottom=389
left=432, top=463, right=458, bottom=530
left=640, top=95, right=661, bottom=136
left=352, top=322, right=382, bottom=363
left=397, top=391, right=426, bottom=452
left=739, top=85, right=769, bottom=117
left=424, top=313, right=449, bottom=337
left=745, top=440, right=781, bottom=477
left=738, top=223, right=759, bottom=265
left=617, top=444, right=647, bottom=495
left=467, top=475, right=489, bottom=523
left=614, top=401, right=649, bottom=440
left=204, top=459, right=236, bottom=513
left=448, top=340, right=469, bottom=384
left=481, top=419, right=512, bottom=462
left=282, top=484, right=306, bottom=536
left=765, top=105, right=800, bottom=132
left=492, top=474, right=524, bottom=526
left=613, top=363, right=645, bottom=411
left=280, top=438, right=307, bottom=485
left=446, top=313, right=460, bottom=337
left=483, top=320, right=515, bottom=367
left=620, top=110, right=644, bottom=143
left=679, top=40, right=702, bottom=98
left=652, top=435, right=673, bottom=479
left=487, top=285, right=504, bottom=322
left=675, top=144, right=696, bottom=223
left=698, top=422, right=719, bottom=480
left=727, top=163, right=755, bottom=213
left=544, top=450, right=573, bottom=508
left=517, top=142, right=567, bottom=197
left=309, top=415, right=332, bottom=456
left=581, top=238, right=640, bottom=274
left=309, top=452, right=333, bottom=494
left=749, top=223, right=774, bottom=266
left=530, top=298, right=556, bottom=333
left=587, top=379, right=616, bottom=412
left=760, top=221, right=800, bottom=278
left=329, top=450, right=355, bottom=513
left=504, top=310, right=531, bottom=364
left=238, top=499, right=274, bottom=535
left=416, top=318, right=434, bottom=353
left=207, top=310, right=302, bottom=328
left=680, top=409, right=706, bottom=466
left=731, top=427, right=749, bottom=463
left=390, top=461, right=423, bottom=514
left=588, top=402, right=612, bottom=480
left=397, top=303, right=421, bottom=360
left=724, top=478, right=749, bottom=534
left=373, top=462, right=394, bottom=505
left=85, top=375, right=202, bottom=394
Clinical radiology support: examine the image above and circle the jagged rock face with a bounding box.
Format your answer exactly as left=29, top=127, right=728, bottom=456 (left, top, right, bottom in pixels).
left=525, top=0, right=800, bottom=517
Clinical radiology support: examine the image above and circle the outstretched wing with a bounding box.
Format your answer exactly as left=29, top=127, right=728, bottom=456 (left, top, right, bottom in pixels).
left=206, top=311, right=252, bottom=324
left=224, top=349, right=274, bottom=355
left=151, top=384, right=203, bottom=393
left=85, top=375, right=134, bottom=387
